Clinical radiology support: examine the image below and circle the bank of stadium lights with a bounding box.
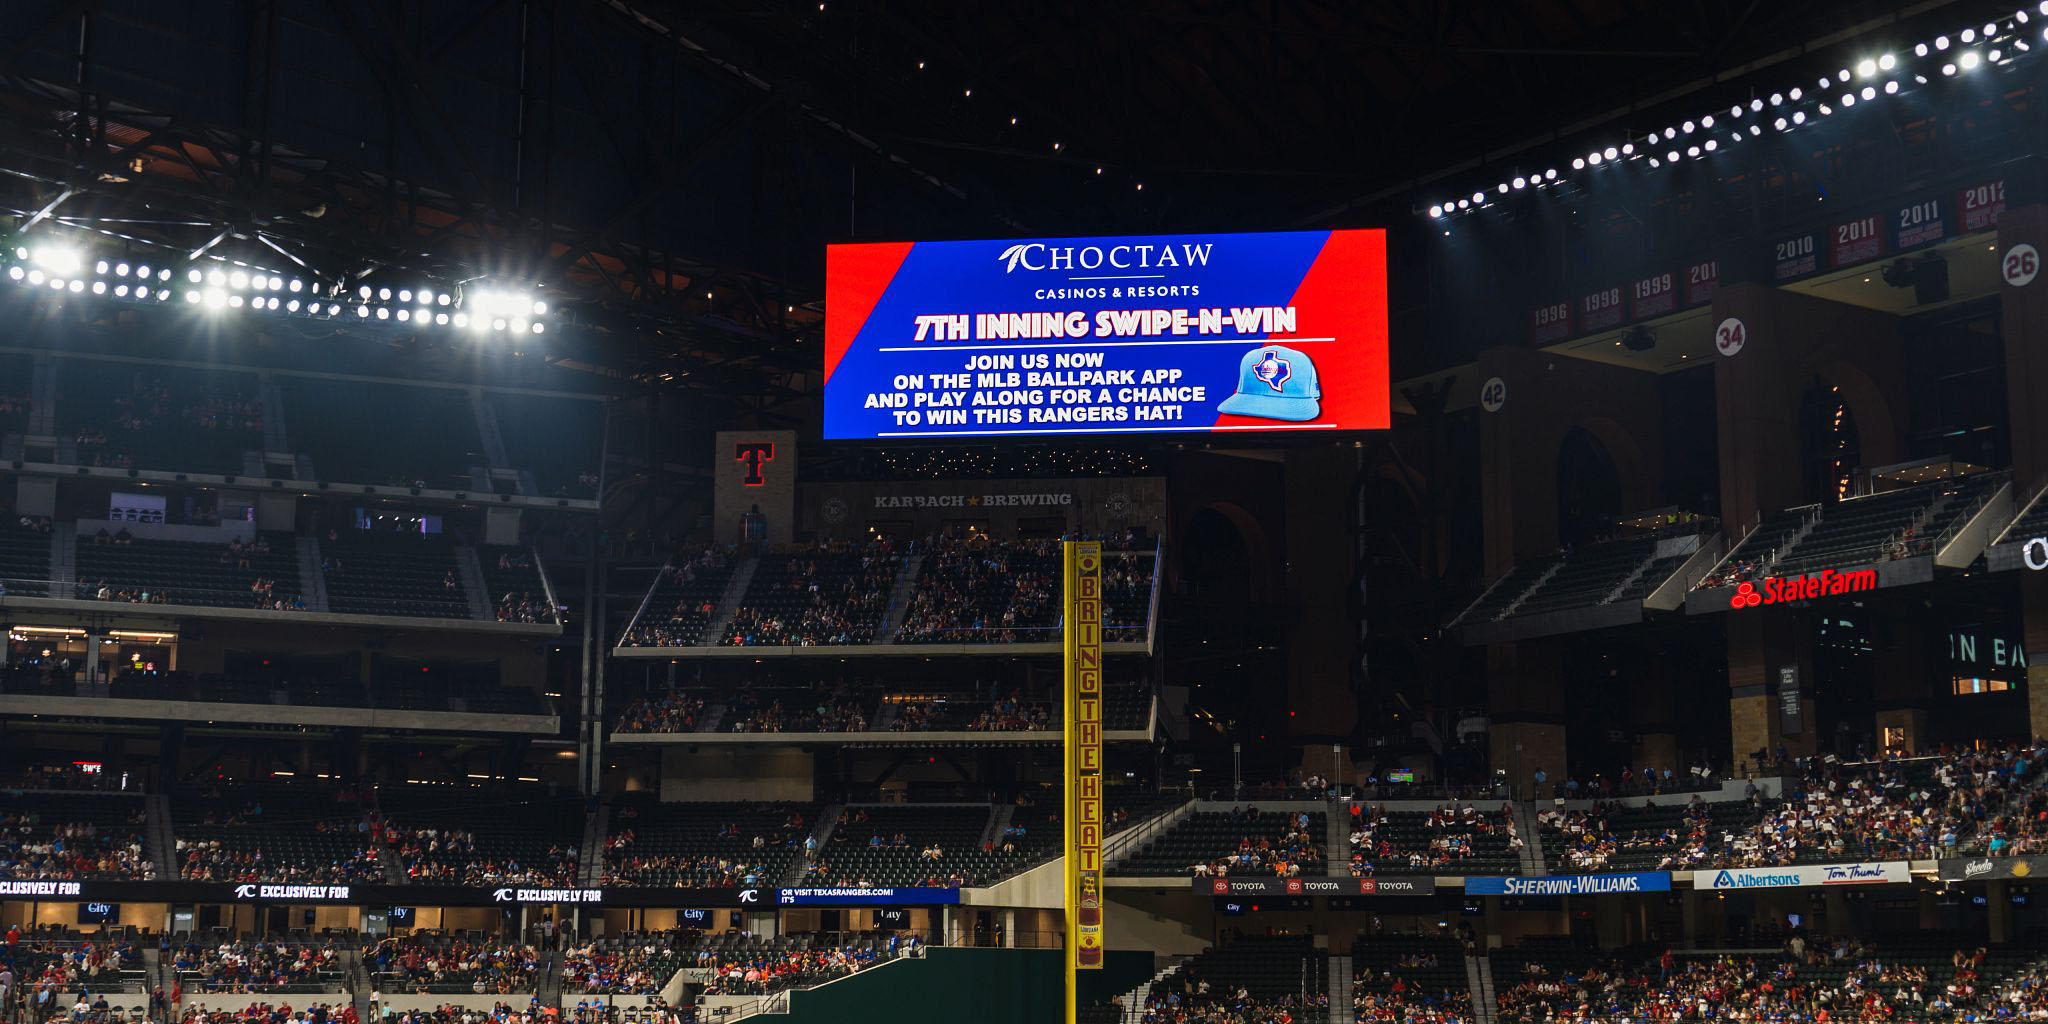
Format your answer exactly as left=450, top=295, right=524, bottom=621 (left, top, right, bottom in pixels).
left=1428, top=10, right=2041, bottom=220
left=5, top=242, right=549, bottom=334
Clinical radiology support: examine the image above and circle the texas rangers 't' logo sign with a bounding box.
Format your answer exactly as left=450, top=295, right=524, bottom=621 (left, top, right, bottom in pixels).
left=1253, top=351, right=1291, bottom=392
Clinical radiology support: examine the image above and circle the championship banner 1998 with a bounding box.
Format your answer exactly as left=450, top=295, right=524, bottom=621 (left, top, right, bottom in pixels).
left=1065, top=541, right=1104, bottom=972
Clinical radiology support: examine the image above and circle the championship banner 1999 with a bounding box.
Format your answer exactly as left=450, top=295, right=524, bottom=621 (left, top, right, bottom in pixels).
left=1065, top=541, right=1104, bottom=971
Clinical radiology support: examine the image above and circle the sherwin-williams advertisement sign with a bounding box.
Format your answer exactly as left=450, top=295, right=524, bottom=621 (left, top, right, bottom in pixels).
left=1692, top=862, right=1912, bottom=890
left=1464, top=872, right=1670, bottom=896
left=824, top=230, right=1389, bottom=439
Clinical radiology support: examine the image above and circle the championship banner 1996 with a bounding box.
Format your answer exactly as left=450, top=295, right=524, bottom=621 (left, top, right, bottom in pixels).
left=1065, top=541, right=1104, bottom=973
left=824, top=230, right=1389, bottom=439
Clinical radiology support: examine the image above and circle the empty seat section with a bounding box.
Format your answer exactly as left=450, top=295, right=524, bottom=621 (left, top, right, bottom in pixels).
left=1110, top=806, right=1326, bottom=876
left=489, top=392, right=604, bottom=500
left=56, top=358, right=261, bottom=474
left=0, top=516, right=52, bottom=596
left=814, top=805, right=1014, bottom=887
left=74, top=531, right=301, bottom=609
left=603, top=798, right=813, bottom=887
left=323, top=531, right=471, bottom=618
left=282, top=377, right=481, bottom=490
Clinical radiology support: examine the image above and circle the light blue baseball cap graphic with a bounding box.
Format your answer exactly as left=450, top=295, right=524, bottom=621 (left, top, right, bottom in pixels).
left=1217, top=345, right=1322, bottom=422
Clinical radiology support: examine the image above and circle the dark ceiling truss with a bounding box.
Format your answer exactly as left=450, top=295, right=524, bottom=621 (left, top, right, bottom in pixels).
left=0, top=0, right=1005, bottom=403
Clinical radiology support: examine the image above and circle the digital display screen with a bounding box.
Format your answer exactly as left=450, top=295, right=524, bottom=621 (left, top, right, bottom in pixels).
left=387, top=907, right=414, bottom=923
left=77, top=903, right=118, bottom=924
left=825, top=230, right=1388, bottom=439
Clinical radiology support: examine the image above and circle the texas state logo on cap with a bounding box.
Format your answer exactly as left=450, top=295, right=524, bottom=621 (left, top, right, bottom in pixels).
left=1218, top=345, right=1322, bottom=422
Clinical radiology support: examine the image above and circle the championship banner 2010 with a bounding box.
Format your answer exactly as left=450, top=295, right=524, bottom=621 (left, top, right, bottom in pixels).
left=1064, top=540, right=1105, bottom=1000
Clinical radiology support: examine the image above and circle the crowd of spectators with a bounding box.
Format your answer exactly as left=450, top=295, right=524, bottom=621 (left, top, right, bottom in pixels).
left=696, top=939, right=916, bottom=997
left=1532, top=744, right=2048, bottom=871
left=967, top=691, right=1053, bottom=731
left=1187, top=808, right=1325, bottom=878
left=491, top=551, right=550, bottom=623
left=166, top=939, right=342, bottom=992
left=721, top=544, right=898, bottom=647
left=388, top=827, right=578, bottom=886
left=726, top=689, right=869, bottom=733
left=365, top=935, right=541, bottom=995
left=0, top=805, right=150, bottom=880
left=1493, top=940, right=2018, bottom=1022
left=5, top=938, right=143, bottom=997
left=174, top=790, right=384, bottom=885
left=171, top=1004, right=356, bottom=1024
left=894, top=537, right=1059, bottom=643
left=620, top=549, right=734, bottom=648
left=1141, top=980, right=1323, bottom=1024
left=558, top=937, right=675, bottom=995
left=1348, top=803, right=1521, bottom=876
left=614, top=693, right=707, bottom=734
left=1354, top=955, right=1473, bottom=1024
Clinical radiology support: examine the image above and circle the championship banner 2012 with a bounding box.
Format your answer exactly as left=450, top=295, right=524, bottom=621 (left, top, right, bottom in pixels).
left=1065, top=540, right=1104, bottom=974
left=824, top=231, right=1389, bottom=440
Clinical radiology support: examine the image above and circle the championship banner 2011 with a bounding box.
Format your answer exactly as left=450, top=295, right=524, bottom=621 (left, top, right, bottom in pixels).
left=1064, top=539, right=1105, bottom=1007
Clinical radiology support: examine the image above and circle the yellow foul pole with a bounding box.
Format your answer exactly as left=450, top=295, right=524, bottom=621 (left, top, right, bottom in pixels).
left=1064, top=540, right=1105, bottom=1024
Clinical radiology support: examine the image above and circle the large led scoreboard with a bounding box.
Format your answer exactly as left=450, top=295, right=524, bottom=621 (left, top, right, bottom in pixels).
left=824, top=230, right=1390, bottom=439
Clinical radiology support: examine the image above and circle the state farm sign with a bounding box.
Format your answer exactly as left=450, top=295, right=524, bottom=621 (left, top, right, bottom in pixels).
left=1728, top=568, right=1878, bottom=609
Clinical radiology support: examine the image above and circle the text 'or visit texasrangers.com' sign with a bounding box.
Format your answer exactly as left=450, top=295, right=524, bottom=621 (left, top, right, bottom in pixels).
left=823, top=230, right=1389, bottom=439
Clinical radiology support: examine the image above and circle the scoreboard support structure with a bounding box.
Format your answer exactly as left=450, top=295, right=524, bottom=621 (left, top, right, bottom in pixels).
left=1064, top=540, right=1105, bottom=1024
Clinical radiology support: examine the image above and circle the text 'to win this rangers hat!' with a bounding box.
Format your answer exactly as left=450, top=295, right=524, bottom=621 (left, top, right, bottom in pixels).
left=1217, top=345, right=1322, bottom=422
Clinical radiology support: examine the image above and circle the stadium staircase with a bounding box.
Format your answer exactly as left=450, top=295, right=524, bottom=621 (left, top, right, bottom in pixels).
left=1937, top=471, right=2014, bottom=567
left=699, top=702, right=728, bottom=731
left=1118, top=959, right=1188, bottom=1024
left=1510, top=804, right=1546, bottom=875
left=1324, top=812, right=1349, bottom=871
left=1327, top=954, right=1351, bottom=1024
left=47, top=520, right=75, bottom=593
left=350, top=960, right=373, bottom=1024
left=145, top=793, right=174, bottom=879
left=1495, top=560, right=1560, bottom=619
left=793, top=805, right=844, bottom=884
left=982, top=804, right=1014, bottom=851
left=870, top=701, right=900, bottom=730
left=876, top=554, right=924, bottom=642
left=454, top=546, right=493, bottom=619
left=377, top=839, right=407, bottom=884
left=1464, top=953, right=1497, bottom=1024
left=698, top=556, right=759, bottom=645
left=470, top=387, right=513, bottom=473
left=536, top=949, right=565, bottom=1011
left=1603, top=548, right=1662, bottom=603
left=28, top=352, right=56, bottom=434
left=578, top=800, right=610, bottom=886
left=296, top=535, right=331, bottom=611
left=256, top=370, right=292, bottom=454
left=141, top=946, right=161, bottom=998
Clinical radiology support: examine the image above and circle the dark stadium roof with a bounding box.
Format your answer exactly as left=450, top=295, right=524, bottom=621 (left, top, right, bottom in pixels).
left=0, top=0, right=2008, bottom=394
